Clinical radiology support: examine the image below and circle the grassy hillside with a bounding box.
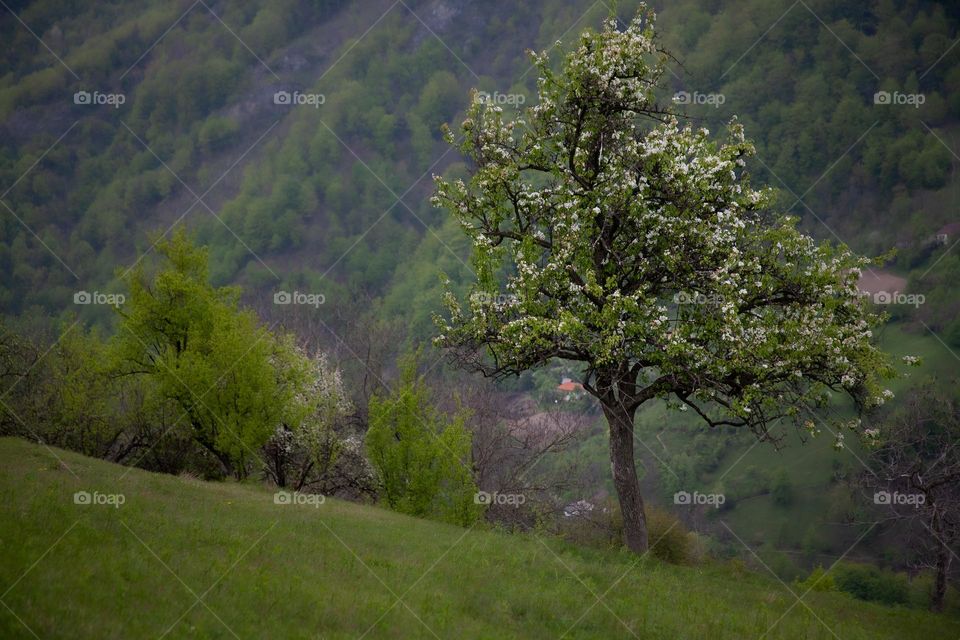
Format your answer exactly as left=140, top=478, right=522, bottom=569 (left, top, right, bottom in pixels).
left=0, top=437, right=955, bottom=639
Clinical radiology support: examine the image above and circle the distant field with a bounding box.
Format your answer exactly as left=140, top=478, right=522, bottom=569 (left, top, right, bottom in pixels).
left=880, top=322, right=959, bottom=390
left=857, top=269, right=908, bottom=295
left=0, top=437, right=956, bottom=639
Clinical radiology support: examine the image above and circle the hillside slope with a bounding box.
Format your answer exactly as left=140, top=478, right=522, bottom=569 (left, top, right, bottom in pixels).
left=0, top=437, right=955, bottom=639
left=3, top=0, right=959, bottom=335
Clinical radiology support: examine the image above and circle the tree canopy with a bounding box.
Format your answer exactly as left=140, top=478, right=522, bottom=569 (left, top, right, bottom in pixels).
left=113, top=229, right=311, bottom=477
left=434, top=7, right=894, bottom=552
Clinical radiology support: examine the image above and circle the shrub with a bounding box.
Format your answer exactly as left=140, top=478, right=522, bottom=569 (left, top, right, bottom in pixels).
left=198, top=116, right=239, bottom=152
left=727, top=557, right=749, bottom=578
left=365, top=352, right=481, bottom=526
left=112, top=230, right=310, bottom=479
left=833, top=562, right=909, bottom=605
left=770, top=469, right=795, bottom=506
left=559, top=500, right=697, bottom=564
left=556, top=497, right=623, bottom=550
left=646, top=506, right=696, bottom=564
left=748, top=543, right=802, bottom=581
left=797, top=565, right=837, bottom=592
left=909, top=571, right=936, bottom=609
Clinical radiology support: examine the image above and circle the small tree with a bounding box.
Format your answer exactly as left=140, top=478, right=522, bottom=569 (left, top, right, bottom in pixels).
left=433, top=8, right=891, bottom=553
left=113, top=229, right=309, bottom=478
left=365, top=353, right=481, bottom=525
left=863, top=387, right=960, bottom=611
left=1, top=321, right=127, bottom=458
left=264, top=348, right=361, bottom=493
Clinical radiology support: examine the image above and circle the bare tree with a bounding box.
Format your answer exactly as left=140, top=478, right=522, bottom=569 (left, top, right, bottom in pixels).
left=437, top=375, right=591, bottom=529
left=863, top=386, right=960, bottom=611
left=250, top=286, right=402, bottom=412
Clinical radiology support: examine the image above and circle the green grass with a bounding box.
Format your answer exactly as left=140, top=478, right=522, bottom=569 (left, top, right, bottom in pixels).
left=879, top=322, right=959, bottom=391
left=0, top=438, right=956, bottom=639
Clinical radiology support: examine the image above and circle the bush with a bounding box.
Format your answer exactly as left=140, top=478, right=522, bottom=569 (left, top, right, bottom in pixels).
left=727, top=557, right=749, bottom=577
left=558, top=500, right=697, bottom=564
left=909, top=571, right=936, bottom=609
left=198, top=116, right=239, bottom=152
left=646, top=506, right=696, bottom=564
left=944, top=316, right=960, bottom=348
left=770, top=469, right=795, bottom=506
left=797, top=565, right=837, bottom=592
left=365, top=352, right=481, bottom=526
left=833, top=562, right=909, bottom=605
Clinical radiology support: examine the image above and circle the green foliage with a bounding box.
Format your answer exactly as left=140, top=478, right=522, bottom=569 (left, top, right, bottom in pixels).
left=1, top=0, right=959, bottom=594
left=198, top=116, right=240, bottom=152
left=646, top=506, right=697, bottom=565
left=833, top=562, right=910, bottom=605
left=797, top=565, right=837, bottom=592
left=770, top=469, right=795, bottom=507
left=561, top=497, right=696, bottom=563
left=39, top=326, right=122, bottom=457
left=5, top=323, right=126, bottom=457
left=944, top=316, right=960, bottom=348
left=435, top=9, right=894, bottom=454
left=907, top=570, right=960, bottom=613
left=757, top=546, right=803, bottom=582
left=417, top=70, right=462, bottom=129
left=365, top=352, right=481, bottom=525
left=2, top=0, right=959, bottom=342
left=112, top=229, right=310, bottom=477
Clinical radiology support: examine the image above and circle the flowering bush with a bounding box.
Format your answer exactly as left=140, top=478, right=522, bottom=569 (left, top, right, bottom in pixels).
left=264, top=347, right=364, bottom=493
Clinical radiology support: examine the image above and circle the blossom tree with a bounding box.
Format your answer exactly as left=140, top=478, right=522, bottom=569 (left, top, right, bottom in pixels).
left=432, top=8, right=892, bottom=553
left=264, top=347, right=357, bottom=492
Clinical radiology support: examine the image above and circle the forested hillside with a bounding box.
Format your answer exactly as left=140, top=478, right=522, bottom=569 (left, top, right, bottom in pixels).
left=2, top=0, right=959, bottom=336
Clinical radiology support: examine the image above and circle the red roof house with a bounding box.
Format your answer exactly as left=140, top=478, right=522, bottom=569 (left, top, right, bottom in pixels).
left=557, top=377, right=584, bottom=393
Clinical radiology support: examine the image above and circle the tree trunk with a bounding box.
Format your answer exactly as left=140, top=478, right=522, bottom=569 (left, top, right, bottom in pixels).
left=601, top=400, right=649, bottom=554
left=932, top=508, right=950, bottom=612
left=193, top=429, right=234, bottom=479
left=273, top=450, right=287, bottom=488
